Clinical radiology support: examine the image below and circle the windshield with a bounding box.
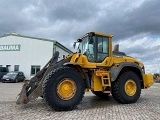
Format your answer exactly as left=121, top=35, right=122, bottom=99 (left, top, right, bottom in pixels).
left=78, top=36, right=88, bottom=54
left=6, top=72, right=17, bottom=77
left=78, top=36, right=95, bottom=62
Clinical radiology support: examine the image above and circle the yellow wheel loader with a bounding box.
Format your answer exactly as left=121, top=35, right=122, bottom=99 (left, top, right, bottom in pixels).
left=16, top=32, right=154, bottom=111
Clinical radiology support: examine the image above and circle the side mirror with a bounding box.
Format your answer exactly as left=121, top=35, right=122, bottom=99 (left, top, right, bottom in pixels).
left=73, top=42, right=78, bottom=49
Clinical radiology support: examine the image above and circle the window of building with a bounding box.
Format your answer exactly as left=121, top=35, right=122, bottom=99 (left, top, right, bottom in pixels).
left=0, top=67, right=8, bottom=72
left=31, top=65, right=40, bottom=75
left=6, top=65, right=11, bottom=71
left=14, top=65, right=19, bottom=71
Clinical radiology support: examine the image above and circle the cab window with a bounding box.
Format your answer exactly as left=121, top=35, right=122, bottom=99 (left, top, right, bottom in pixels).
left=97, top=36, right=109, bottom=62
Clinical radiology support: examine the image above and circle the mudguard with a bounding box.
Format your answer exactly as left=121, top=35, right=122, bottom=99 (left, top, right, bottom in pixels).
left=110, top=62, right=143, bottom=82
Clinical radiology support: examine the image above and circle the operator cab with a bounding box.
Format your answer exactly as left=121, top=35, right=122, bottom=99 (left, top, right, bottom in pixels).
left=77, top=32, right=112, bottom=63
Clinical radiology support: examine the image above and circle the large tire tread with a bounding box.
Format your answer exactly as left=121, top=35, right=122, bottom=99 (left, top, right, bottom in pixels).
left=42, top=66, right=85, bottom=111
left=111, top=71, right=141, bottom=104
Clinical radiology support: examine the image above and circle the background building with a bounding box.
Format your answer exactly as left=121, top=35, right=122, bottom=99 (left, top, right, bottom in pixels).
left=0, top=33, right=73, bottom=80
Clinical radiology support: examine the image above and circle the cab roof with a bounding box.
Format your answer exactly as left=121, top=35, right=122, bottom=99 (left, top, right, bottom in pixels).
left=77, top=31, right=113, bottom=42
left=88, top=31, right=113, bottom=37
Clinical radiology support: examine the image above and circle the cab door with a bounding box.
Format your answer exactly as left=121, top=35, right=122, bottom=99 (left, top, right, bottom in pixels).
left=96, top=36, right=109, bottom=62
left=95, top=35, right=112, bottom=67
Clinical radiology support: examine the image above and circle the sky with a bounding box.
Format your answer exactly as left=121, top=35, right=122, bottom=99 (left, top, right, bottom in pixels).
left=0, top=0, right=160, bottom=74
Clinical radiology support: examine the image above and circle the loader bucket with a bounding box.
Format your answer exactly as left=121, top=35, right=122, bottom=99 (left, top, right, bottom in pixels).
left=16, top=51, right=59, bottom=105
left=16, top=81, right=29, bottom=104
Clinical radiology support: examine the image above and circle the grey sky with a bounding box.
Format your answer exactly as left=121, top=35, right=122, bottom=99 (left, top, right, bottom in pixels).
left=0, top=0, right=160, bottom=73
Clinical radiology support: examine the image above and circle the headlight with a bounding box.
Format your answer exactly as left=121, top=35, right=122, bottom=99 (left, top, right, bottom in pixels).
left=3, top=75, right=7, bottom=78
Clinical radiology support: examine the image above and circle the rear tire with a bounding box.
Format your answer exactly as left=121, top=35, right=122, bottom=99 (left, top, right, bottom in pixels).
left=111, top=71, right=141, bottom=104
left=92, top=91, right=110, bottom=99
left=22, top=78, right=25, bottom=82
left=42, top=66, right=85, bottom=111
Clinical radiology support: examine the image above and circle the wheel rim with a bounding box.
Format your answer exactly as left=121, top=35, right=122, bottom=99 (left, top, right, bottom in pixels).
left=124, top=79, right=137, bottom=96
left=57, top=78, right=76, bottom=100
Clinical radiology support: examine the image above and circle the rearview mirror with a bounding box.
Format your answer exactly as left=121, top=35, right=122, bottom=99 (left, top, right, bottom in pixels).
left=88, top=37, right=94, bottom=44
left=88, top=33, right=94, bottom=44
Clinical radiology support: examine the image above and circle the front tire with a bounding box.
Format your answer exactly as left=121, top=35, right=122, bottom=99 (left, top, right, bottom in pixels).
left=2, top=80, right=5, bottom=83
left=111, top=71, right=141, bottom=104
left=42, top=66, right=85, bottom=111
left=15, top=78, right=18, bottom=83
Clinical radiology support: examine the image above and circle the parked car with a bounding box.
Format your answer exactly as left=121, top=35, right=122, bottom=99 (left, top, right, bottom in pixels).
left=0, top=67, right=9, bottom=81
left=1, top=71, right=25, bottom=83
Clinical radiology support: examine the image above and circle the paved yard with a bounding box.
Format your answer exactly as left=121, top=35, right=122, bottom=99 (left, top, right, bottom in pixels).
left=0, top=82, right=160, bottom=120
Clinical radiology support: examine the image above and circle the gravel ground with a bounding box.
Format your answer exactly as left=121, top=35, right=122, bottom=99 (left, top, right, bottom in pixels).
left=0, top=82, right=160, bottom=120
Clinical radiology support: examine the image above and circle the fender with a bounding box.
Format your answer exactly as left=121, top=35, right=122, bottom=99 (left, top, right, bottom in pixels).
left=41, top=57, right=72, bottom=82
left=110, top=62, right=143, bottom=82
left=64, top=62, right=91, bottom=88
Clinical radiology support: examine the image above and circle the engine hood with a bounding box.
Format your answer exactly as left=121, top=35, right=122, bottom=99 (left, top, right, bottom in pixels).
left=123, top=56, right=144, bottom=68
